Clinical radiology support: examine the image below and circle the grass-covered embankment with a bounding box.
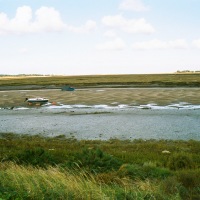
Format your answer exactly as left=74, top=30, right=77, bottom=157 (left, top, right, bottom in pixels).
left=0, top=133, right=200, bottom=199
left=1, top=73, right=200, bottom=89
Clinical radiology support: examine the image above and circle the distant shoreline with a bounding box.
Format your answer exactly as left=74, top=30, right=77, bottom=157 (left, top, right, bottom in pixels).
left=1, top=73, right=200, bottom=90
left=0, top=84, right=200, bottom=91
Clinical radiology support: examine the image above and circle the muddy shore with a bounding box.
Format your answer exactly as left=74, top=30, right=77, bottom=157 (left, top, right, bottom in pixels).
left=1, top=108, right=200, bottom=140
left=1, top=87, right=200, bottom=108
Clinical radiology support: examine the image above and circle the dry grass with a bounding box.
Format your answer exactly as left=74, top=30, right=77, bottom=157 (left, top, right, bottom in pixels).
left=0, top=162, right=172, bottom=199
left=0, top=74, right=200, bottom=88
left=1, top=162, right=109, bottom=199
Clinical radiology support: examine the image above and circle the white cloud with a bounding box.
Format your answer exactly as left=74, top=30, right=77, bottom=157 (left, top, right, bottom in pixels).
left=33, top=6, right=66, bottom=32
left=103, top=30, right=117, bottom=38
left=102, top=15, right=155, bottom=34
left=0, top=6, right=96, bottom=35
left=67, top=20, right=97, bottom=33
left=0, top=6, right=66, bottom=35
left=96, top=38, right=126, bottom=51
left=119, top=0, right=149, bottom=12
left=192, top=39, right=200, bottom=48
left=132, top=39, right=188, bottom=50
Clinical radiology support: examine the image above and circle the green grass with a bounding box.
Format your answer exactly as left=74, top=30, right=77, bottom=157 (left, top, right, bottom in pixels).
left=1, top=73, right=200, bottom=88
left=0, top=133, right=200, bottom=199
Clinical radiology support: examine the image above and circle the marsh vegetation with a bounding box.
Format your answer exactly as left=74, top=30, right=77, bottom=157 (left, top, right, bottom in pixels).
left=0, top=133, right=200, bottom=199
left=1, top=73, right=200, bottom=89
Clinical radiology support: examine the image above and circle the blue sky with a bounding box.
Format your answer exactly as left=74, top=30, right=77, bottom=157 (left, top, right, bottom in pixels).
left=0, top=0, right=200, bottom=75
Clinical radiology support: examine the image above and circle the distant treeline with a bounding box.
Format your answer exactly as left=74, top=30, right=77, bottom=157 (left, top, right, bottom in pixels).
left=0, top=74, right=51, bottom=77
left=176, top=70, right=200, bottom=73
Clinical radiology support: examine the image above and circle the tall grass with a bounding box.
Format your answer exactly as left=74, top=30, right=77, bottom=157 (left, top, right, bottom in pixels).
left=0, top=162, right=108, bottom=199
left=0, top=162, right=182, bottom=200
left=0, top=162, right=165, bottom=199
left=0, top=134, right=200, bottom=199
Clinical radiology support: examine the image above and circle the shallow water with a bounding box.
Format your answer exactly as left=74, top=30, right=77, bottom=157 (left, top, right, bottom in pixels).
left=1, top=88, right=200, bottom=140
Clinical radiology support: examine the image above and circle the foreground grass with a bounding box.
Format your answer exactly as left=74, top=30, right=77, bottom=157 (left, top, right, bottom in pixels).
left=0, top=162, right=165, bottom=200
left=0, top=133, right=200, bottom=199
left=0, top=73, right=200, bottom=88
left=0, top=163, right=111, bottom=199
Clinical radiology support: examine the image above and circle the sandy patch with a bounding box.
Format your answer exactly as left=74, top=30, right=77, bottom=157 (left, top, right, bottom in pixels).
left=0, top=88, right=200, bottom=108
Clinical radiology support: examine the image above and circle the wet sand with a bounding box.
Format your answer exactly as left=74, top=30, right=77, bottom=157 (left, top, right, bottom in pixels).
left=0, top=87, right=200, bottom=108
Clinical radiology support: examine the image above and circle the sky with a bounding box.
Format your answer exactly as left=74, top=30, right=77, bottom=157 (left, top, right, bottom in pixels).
left=0, top=0, right=200, bottom=75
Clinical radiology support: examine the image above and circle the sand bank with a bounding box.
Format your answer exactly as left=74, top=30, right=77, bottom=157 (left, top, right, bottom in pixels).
left=0, top=88, right=200, bottom=108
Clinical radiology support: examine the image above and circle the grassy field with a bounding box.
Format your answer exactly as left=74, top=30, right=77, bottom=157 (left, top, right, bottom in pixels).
left=0, top=133, right=200, bottom=199
left=1, top=73, right=200, bottom=88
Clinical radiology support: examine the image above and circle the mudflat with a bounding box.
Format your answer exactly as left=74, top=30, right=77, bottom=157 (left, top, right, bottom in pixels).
left=0, top=87, right=200, bottom=108
left=1, top=105, right=200, bottom=140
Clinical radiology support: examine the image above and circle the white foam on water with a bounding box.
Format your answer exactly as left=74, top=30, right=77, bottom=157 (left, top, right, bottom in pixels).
left=73, top=104, right=92, bottom=108
left=118, top=104, right=129, bottom=109
left=1, top=102, right=200, bottom=111
left=14, top=107, right=30, bottom=110
left=94, top=104, right=112, bottom=109
left=47, top=105, right=73, bottom=109
left=167, top=103, right=192, bottom=109
left=137, top=104, right=172, bottom=110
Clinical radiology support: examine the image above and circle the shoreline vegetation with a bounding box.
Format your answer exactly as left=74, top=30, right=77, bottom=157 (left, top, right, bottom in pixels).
left=1, top=73, right=200, bottom=90
left=0, top=133, right=200, bottom=199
